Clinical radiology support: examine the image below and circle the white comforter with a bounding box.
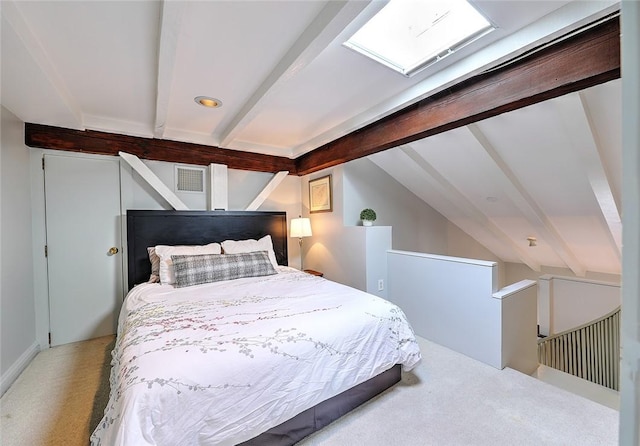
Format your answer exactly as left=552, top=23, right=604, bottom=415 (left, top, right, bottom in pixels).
left=91, top=267, right=421, bottom=446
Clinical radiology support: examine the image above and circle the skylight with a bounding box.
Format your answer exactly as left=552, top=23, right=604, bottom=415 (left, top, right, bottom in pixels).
left=344, top=0, right=494, bottom=77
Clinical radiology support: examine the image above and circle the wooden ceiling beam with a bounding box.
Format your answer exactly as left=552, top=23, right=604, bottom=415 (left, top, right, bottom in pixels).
left=24, top=124, right=297, bottom=174
left=296, top=16, right=621, bottom=176
left=25, top=17, right=620, bottom=177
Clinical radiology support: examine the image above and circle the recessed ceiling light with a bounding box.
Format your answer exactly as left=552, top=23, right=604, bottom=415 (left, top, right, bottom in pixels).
left=194, top=96, right=223, bottom=108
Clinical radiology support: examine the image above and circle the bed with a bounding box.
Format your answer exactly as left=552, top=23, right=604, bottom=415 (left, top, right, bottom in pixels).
left=91, top=210, right=421, bottom=446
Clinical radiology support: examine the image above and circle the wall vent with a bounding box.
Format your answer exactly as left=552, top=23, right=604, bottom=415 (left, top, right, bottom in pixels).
left=175, top=166, right=205, bottom=193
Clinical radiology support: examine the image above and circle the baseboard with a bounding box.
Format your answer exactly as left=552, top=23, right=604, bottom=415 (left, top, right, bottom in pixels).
left=0, top=341, right=40, bottom=397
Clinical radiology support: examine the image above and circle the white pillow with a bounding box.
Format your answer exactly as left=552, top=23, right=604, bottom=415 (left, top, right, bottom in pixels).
left=221, top=235, right=279, bottom=269
left=154, top=243, right=222, bottom=285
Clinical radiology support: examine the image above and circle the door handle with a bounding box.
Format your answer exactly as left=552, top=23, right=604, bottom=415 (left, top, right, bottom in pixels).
left=108, top=247, right=119, bottom=255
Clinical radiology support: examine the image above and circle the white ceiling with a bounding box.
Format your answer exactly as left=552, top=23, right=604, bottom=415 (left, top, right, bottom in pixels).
left=1, top=0, right=622, bottom=276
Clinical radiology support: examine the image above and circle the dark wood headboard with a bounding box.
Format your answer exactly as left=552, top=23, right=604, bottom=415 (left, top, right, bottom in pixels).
left=126, top=210, right=288, bottom=290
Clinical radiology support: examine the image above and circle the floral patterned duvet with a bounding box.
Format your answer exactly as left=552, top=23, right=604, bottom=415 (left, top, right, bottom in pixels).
left=91, top=267, right=421, bottom=446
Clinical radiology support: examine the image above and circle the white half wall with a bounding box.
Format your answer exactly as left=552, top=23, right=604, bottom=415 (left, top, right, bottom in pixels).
left=387, top=249, right=538, bottom=374
left=1, top=106, right=38, bottom=395
left=388, top=250, right=501, bottom=367
left=496, top=280, right=538, bottom=374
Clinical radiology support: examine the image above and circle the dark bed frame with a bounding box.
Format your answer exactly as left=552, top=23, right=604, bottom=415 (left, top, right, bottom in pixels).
left=127, top=210, right=288, bottom=289
left=126, top=210, right=401, bottom=445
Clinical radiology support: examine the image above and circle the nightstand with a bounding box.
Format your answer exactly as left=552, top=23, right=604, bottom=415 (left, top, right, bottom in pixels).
left=303, top=269, right=324, bottom=277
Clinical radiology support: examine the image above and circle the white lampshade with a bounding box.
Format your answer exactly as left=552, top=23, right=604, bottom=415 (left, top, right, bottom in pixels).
left=290, top=217, right=312, bottom=238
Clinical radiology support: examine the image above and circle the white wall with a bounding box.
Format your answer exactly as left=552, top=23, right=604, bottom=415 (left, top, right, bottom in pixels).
left=119, top=159, right=302, bottom=265
left=504, top=261, right=621, bottom=286
left=342, top=158, right=448, bottom=253
left=302, top=165, right=354, bottom=283
left=343, top=158, right=501, bottom=262
left=27, top=150, right=303, bottom=349
left=344, top=158, right=502, bottom=266
left=301, top=163, right=391, bottom=294
left=1, top=107, right=38, bottom=395
left=620, top=1, right=640, bottom=441
left=304, top=157, right=504, bottom=288
left=256, top=174, right=303, bottom=267
left=121, top=160, right=292, bottom=212
left=538, top=275, right=620, bottom=336
left=362, top=226, right=392, bottom=299
left=506, top=262, right=621, bottom=335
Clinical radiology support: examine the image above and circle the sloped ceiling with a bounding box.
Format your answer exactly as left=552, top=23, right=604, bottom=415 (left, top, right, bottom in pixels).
left=370, top=79, right=622, bottom=276
left=0, top=0, right=622, bottom=276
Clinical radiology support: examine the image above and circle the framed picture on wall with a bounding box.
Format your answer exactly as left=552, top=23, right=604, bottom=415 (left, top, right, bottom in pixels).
left=309, top=175, right=332, bottom=213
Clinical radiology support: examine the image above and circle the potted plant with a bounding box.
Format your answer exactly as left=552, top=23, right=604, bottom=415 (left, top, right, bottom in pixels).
left=360, top=208, right=377, bottom=226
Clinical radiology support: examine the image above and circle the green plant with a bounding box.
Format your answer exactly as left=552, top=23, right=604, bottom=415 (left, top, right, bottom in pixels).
left=360, top=208, right=377, bottom=221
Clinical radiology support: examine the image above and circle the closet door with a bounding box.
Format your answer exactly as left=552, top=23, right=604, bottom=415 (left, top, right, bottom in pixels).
left=44, top=154, right=123, bottom=346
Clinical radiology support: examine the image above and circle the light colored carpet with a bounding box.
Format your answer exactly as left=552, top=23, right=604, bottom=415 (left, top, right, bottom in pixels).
left=300, top=337, right=619, bottom=445
left=0, top=335, right=618, bottom=446
left=1, top=335, right=113, bottom=446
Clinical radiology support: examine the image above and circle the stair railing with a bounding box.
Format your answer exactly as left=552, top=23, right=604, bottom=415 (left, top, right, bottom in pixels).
left=537, top=306, right=620, bottom=390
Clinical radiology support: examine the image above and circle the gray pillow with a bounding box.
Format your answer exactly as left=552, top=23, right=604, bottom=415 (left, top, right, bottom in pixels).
left=171, top=251, right=277, bottom=288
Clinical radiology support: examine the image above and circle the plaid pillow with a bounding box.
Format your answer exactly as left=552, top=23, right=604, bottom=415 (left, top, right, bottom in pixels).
left=171, top=251, right=277, bottom=288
